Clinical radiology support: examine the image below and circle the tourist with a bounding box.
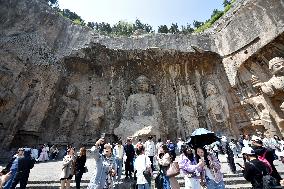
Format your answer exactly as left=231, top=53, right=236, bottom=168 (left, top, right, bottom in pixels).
left=210, top=141, right=221, bottom=160
left=179, top=145, right=204, bottom=189
left=135, top=139, right=143, bottom=149
left=176, top=138, right=184, bottom=155
left=229, top=139, right=239, bottom=158
left=31, top=146, right=38, bottom=160
left=37, top=144, right=49, bottom=162
left=167, top=140, right=176, bottom=161
left=223, top=138, right=236, bottom=174
left=45, top=144, right=50, bottom=155
left=99, top=138, right=106, bottom=155
left=113, top=140, right=124, bottom=181
left=75, top=147, right=87, bottom=189
left=49, top=145, right=59, bottom=160
left=60, top=147, right=76, bottom=189
left=87, top=139, right=117, bottom=189
left=156, top=138, right=163, bottom=154
left=124, top=138, right=135, bottom=179
left=241, top=147, right=273, bottom=189
left=196, top=147, right=225, bottom=189
left=243, top=135, right=250, bottom=148
left=251, top=136, right=282, bottom=184
left=2, top=148, right=25, bottom=189
left=144, top=136, right=155, bottom=171
left=10, top=149, right=35, bottom=189
left=157, top=144, right=179, bottom=189
left=238, top=134, right=244, bottom=149
left=134, top=145, right=152, bottom=189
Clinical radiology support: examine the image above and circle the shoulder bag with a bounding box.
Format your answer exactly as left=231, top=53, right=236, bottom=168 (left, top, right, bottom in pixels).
left=166, top=161, right=180, bottom=177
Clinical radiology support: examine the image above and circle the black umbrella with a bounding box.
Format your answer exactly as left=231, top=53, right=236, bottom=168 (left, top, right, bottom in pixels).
left=187, top=128, right=219, bottom=148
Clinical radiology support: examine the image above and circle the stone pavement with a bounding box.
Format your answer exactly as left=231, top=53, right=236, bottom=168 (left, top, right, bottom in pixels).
left=6, top=154, right=284, bottom=188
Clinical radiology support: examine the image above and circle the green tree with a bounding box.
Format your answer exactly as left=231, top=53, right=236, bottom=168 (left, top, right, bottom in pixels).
left=47, top=0, right=58, bottom=5
left=113, top=21, right=134, bottom=36
left=157, top=25, right=169, bottom=33
left=193, top=20, right=204, bottom=28
left=223, top=0, right=231, bottom=7
left=169, top=23, right=179, bottom=34
left=87, top=22, right=95, bottom=29
left=95, top=22, right=112, bottom=34
left=181, top=24, right=194, bottom=34
left=62, top=9, right=85, bottom=26
left=133, top=19, right=153, bottom=33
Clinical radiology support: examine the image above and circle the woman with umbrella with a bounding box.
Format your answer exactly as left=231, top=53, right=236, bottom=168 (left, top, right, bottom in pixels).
left=189, top=128, right=225, bottom=189
left=196, top=147, right=225, bottom=189
left=179, top=145, right=205, bottom=188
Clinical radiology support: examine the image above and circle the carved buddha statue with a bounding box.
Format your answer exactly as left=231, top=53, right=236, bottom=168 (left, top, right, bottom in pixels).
left=114, top=75, right=164, bottom=140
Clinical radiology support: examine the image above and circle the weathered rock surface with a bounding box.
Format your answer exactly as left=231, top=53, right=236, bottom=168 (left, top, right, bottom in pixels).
left=0, top=0, right=283, bottom=151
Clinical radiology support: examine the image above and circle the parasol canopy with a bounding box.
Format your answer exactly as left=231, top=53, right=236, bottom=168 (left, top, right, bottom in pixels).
left=187, top=128, right=219, bottom=148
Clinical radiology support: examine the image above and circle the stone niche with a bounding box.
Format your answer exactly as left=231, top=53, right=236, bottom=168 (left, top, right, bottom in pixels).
left=33, top=44, right=239, bottom=146
left=234, top=33, right=284, bottom=136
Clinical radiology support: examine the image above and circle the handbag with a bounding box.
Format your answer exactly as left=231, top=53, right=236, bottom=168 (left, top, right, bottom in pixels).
left=155, top=172, right=164, bottom=189
left=166, top=161, right=180, bottom=177
left=143, top=156, right=152, bottom=183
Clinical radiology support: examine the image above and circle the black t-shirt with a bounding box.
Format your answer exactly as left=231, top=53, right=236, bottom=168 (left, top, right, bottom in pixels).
left=75, top=155, right=86, bottom=172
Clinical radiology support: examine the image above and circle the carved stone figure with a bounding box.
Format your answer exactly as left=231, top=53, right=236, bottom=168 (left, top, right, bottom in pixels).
left=205, top=82, right=229, bottom=133
left=180, top=96, right=199, bottom=137
left=114, top=75, right=164, bottom=141
left=197, top=102, right=207, bottom=128
left=0, top=67, right=15, bottom=111
left=56, top=85, right=79, bottom=143
left=84, top=97, right=104, bottom=139
left=256, top=57, right=284, bottom=131
left=256, top=103, right=276, bottom=136
left=261, top=57, right=284, bottom=107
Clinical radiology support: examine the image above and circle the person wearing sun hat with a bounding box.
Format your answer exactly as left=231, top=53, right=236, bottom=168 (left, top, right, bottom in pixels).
left=251, top=135, right=282, bottom=184
left=241, top=147, right=271, bottom=189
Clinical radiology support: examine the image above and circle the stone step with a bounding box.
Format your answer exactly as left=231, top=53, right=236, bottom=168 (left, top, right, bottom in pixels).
left=24, top=173, right=284, bottom=189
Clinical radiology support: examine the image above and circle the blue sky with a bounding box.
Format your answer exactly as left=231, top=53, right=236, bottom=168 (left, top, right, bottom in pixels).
left=58, top=0, right=224, bottom=30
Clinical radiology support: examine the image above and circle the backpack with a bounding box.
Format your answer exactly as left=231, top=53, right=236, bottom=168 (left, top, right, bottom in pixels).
left=249, top=162, right=278, bottom=189
left=258, top=150, right=273, bottom=174
left=262, top=175, right=279, bottom=189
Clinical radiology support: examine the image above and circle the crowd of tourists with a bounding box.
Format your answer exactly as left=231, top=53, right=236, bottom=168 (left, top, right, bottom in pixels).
left=0, top=132, right=284, bottom=189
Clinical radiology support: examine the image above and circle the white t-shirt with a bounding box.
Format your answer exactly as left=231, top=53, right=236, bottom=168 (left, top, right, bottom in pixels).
left=144, top=140, right=155, bottom=156
left=243, top=139, right=250, bottom=147
left=177, top=141, right=184, bottom=152
left=134, top=154, right=151, bottom=184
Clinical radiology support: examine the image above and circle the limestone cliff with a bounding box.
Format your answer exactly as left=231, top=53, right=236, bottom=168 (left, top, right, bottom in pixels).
left=0, top=0, right=283, bottom=151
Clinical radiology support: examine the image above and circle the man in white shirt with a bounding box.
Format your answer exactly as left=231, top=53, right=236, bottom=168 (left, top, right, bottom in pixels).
left=243, top=135, right=250, bottom=147
left=144, top=136, right=155, bottom=171
left=176, top=138, right=184, bottom=155
left=113, top=140, right=124, bottom=180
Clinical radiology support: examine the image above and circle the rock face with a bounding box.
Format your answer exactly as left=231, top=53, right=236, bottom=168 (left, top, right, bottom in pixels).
left=0, top=0, right=283, bottom=150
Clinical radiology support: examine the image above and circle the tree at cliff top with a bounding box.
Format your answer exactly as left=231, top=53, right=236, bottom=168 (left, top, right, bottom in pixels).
left=157, top=25, right=169, bottom=33
left=194, top=0, right=235, bottom=33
